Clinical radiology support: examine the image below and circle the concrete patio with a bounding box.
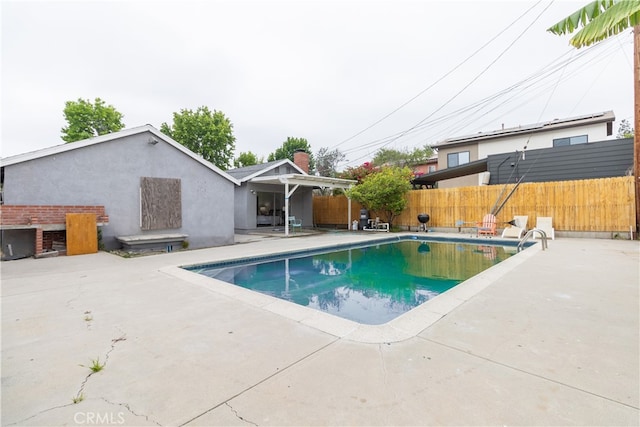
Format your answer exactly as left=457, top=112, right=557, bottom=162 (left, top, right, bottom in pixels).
left=1, top=232, right=638, bottom=426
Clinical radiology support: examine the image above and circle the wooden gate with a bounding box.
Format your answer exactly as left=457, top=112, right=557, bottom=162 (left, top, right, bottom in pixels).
left=66, top=213, right=98, bottom=255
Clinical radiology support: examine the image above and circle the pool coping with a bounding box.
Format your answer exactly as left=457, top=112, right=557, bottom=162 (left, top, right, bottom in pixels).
left=161, top=234, right=544, bottom=344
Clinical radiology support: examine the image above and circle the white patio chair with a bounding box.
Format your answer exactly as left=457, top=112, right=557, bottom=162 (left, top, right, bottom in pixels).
left=534, top=216, right=555, bottom=240
left=288, top=216, right=302, bottom=234
left=501, top=215, right=528, bottom=239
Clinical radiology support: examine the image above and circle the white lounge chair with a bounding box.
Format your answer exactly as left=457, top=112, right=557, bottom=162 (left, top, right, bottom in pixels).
left=501, top=215, right=528, bottom=239
left=534, top=216, right=555, bottom=240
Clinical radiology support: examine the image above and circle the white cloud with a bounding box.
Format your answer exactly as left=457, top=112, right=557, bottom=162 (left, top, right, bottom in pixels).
left=1, top=0, right=634, bottom=167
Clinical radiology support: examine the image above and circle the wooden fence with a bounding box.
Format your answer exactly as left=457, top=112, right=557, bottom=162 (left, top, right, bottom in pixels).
left=312, top=176, right=636, bottom=233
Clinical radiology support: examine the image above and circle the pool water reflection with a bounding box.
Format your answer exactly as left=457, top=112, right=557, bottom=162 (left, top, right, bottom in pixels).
left=187, top=239, right=515, bottom=325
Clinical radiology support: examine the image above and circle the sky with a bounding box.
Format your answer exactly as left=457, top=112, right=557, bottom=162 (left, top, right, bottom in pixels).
left=1, top=0, right=635, bottom=169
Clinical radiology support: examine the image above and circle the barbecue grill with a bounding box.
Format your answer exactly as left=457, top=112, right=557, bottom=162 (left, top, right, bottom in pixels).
left=417, top=213, right=430, bottom=232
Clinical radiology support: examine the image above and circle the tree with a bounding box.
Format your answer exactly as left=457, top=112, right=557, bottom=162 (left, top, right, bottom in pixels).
left=372, top=145, right=434, bottom=167
left=61, top=97, right=124, bottom=142
left=407, top=145, right=435, bottom=165
left=315, top=147, right=346, bottom=177
left=373, top=148, right=406, bottom=167
left=267, top=137, right=315, bottom=172
left=161, top=106, right=235, bottom=170
left=346, top=166, right=413, bottom=226
left=234, top=151, right=262, bottom=168
left=616, top=119, right=635, bottom=138
left=547, top=0, right=640, bottom=235
left=339, top=162, right=378, bottom=184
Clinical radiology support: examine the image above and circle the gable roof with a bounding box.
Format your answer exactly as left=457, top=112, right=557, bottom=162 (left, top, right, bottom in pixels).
left=227, top=159, right=355, bottom=189
left=227, top=159, right=306, bottom=183
left=433, top=111, right=615, bottom=148
left=0, top=125, right=240, bottom=186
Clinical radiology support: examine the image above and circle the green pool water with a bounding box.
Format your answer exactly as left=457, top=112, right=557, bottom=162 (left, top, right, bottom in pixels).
left=186, top=238, right=516, bottom=325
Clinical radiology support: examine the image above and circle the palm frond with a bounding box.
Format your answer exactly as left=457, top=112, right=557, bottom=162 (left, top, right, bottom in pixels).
left=569, top=0, right=640, bottom=47
left=547, top=0, right=640, bottom=48
left=547, top=0, right=614, bottom=35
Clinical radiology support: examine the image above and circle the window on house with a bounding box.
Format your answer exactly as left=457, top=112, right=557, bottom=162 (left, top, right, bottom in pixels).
left=553, top=135, right=588, bottom=147
left=427, top=165, right=436, bottom=173
left=447, top=151, right=470, bottom=167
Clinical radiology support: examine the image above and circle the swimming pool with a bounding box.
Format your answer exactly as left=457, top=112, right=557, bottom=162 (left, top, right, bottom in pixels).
left=184, top=236, right=526, bottom=325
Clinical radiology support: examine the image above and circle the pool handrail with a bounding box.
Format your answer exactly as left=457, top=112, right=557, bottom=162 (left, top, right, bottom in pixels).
left=518, top=228, right=548, bottom=252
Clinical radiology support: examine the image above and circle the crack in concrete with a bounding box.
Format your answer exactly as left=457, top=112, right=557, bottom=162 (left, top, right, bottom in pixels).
left=101, top=397, right=163, bottom=426
left=7, top=333, right=132, bottom=425
left=6, top=302, right=126, bottom=426
left=378, top=343, right=389, bottom=385
left=64, top=281, right=89, bottom=311
left=225, top=402, right=258, bottom=426
left=84, top=310, right=93, bottom=330
left=180, top=338, right=340, bottom=426
left=421, top=336, right=640, bottom=410
left=75, top=333, right=127, bottom=402
left=4, top=403, right=76, bottom=426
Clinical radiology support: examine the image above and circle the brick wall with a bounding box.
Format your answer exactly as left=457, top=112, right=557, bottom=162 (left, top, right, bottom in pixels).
left=0, top=205, right=108, bottom=226
left=0, top=205, right=108, bottom=256
left=42, top=231, right=66, bottom=251
left=293, top=150, right=310, bottom=174
left=35, top=228, right=43, bottom=255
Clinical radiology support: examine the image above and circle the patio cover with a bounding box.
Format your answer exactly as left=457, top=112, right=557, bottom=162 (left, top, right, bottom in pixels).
left=411, top=158, right=488, bottom=187
left=250, top=174, right=357, bottom=235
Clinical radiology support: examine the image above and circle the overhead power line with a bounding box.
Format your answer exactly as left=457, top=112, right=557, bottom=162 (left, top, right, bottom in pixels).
left=329, top=0, right=545, bottom=151
left=340, top=26, right=629, bottom=168
left=352, top=1, right=555, bottom=159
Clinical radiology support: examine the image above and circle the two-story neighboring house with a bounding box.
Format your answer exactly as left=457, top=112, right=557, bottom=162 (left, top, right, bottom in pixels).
left=411, top=153, right=439, bottom=178
left=427, top=111, right=615, bottom=188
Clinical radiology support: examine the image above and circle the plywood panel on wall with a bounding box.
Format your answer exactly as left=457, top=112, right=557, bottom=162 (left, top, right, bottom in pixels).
left=140, top=177, right=182, bottom=230
left=66, top=213, right=98, bottom=255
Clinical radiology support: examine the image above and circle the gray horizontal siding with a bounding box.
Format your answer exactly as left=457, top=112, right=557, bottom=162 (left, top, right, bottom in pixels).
left=487, top=138, right=633, bottom=184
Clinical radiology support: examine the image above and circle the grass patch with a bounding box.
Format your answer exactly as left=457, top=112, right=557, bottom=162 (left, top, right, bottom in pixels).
left=81, top=358, right=105, bottom=373
left=89, top=358, right=104, bottom=372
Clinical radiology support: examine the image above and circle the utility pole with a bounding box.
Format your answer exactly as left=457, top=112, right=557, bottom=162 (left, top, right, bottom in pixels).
left=635, top=25, right=640, bottom=238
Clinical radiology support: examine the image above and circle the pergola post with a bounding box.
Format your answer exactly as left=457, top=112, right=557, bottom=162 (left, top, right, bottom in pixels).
left=347, top=196, right=352, bottom=230
left=284, top=182, right=289, bottom=236
left=634, top=25, right=639, bottom=238
left=283, top=179, right=300, bottom=237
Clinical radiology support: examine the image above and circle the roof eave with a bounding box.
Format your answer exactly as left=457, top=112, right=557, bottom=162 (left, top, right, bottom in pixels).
left=433, top=111, right=615, bottom=149
left=250, top=174, right=356, bottom=189
left=235, top=159, right=305, bottom=183
left=412, top=158, right=488, bottom=185
left=0, top=125, right=241, bottom=186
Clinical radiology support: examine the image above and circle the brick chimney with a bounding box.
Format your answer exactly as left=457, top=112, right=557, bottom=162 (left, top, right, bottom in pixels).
left=293, top=149, right=309, bottom=174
